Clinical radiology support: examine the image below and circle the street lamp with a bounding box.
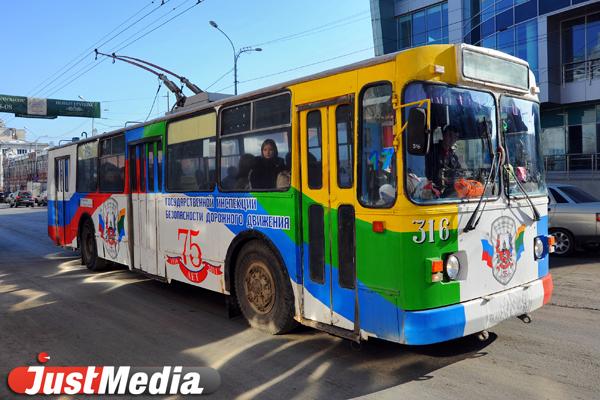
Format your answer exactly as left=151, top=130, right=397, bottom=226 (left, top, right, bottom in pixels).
left=209, top=20, right=262, bottom=95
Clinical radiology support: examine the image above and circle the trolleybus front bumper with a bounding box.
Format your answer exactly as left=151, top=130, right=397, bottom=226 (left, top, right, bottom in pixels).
left=400, top=274, right=553, bottom=345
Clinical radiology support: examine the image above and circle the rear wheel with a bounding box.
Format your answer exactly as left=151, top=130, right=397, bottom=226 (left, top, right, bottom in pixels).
left=552, top=229, right=574, bottom=256
left=235, top=241, right=296, bottom=334
left=80, top=219, right=106, bottom=271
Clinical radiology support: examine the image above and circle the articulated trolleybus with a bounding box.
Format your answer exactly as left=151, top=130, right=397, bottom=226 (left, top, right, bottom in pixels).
left=49, top=44, right=554, bottom=345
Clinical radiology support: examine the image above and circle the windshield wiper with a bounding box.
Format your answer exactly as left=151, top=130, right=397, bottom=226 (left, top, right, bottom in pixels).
left=464, top=120, right=498, bottom=233
left=464, top=147, right=499, bottom=232
left=504, top=164, right=541, bottom=221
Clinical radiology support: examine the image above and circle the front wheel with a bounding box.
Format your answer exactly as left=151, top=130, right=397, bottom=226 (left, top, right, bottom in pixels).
left=552, top=229, right=575, bottom=256
left=80, top=219, right=106, bottom=271
left=235, top=242, right=297, bottom=334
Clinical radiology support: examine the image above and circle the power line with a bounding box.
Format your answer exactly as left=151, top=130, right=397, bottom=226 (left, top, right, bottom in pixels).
left=115, top=0, right=204, bottom=53
left=249, top=10, right=370, bottom=48
left=145, top=82, right=163, bottom=121
left=43, top=0, right=204, bottom=98
left=32, top=1, right=166, bottom=98
left=206, top=67, right=233, bottom=90
left=215, top=46, right=375, bottom=92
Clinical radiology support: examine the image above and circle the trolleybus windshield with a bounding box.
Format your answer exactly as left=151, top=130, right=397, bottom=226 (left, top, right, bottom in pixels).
left=404, top=82, right=497, bottom=203
left=500, top=96, right=546, bottom=197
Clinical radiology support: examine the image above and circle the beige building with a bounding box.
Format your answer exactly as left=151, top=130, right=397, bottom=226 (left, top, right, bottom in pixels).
left=0, top=119, right=49, bottom=192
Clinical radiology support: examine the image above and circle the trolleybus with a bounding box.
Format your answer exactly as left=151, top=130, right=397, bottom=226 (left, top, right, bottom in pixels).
left=48, top=44, right=554, bottom=345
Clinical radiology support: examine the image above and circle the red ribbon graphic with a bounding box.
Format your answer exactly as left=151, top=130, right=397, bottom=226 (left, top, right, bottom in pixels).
left=166, top=255, right=222, bottom=283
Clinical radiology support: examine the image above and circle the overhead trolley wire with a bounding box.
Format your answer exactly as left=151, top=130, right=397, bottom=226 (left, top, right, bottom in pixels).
left=249, top=10, right=370, bottom=48
left=31, top=0, right=165, bottom=98
left=44, top=0, right=204, bottom=98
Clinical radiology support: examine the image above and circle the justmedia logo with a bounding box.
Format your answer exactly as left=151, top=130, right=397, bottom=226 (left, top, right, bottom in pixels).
left=7, top=353, right=221, bottom=396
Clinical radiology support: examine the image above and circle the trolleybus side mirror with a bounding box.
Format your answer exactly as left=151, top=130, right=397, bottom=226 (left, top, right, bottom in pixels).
left=406, top=107, right=430, bottom=156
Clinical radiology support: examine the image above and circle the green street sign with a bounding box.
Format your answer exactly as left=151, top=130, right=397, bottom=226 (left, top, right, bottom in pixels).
left=0, top=94, right=100, bottom=118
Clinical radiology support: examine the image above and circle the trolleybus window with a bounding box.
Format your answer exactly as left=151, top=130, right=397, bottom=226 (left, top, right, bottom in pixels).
left=307, top=110, right=322, bottom=189
left=359, top=83, right=396, bottom=207
left=336, top=104, right=353, bottom=189
left=501, top=96, right=545, bottom=197
left=404, top=83, right=497, bottom=203
left=99, top=135, right=125, bottom=193
left=167, top=112, right=217, bottom=192
left=76, top=141, right=98, bottom=193
left=219, top=93, right=291, bottom=191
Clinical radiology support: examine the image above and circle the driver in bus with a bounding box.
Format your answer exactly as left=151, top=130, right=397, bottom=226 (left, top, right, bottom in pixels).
left=432, top=124, right=462, bottom=196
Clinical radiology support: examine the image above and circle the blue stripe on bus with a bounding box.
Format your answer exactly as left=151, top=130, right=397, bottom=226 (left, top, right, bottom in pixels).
left=401, top=303, right=466, bottom=345
left=47, top=193, right=89, bottom=227
left=182, top=190, right=402, bottom=338
left=536, top=215, right=549, bottom=278
left=125, top=127, right=145, bottom=147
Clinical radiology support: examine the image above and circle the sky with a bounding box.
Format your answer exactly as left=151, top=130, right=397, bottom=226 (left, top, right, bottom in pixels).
left=0, top=0, right=374, bottom=145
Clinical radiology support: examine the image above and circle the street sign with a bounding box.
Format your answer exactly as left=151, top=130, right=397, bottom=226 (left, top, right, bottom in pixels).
left=0, top=94, right=100, bottom=118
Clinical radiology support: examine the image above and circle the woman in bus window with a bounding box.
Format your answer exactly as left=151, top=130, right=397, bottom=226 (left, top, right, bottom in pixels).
left=251, top=139, right=285, bottom=189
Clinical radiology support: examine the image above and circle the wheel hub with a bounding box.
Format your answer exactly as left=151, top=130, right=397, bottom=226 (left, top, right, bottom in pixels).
left=244, top=262, right=275, bottom=314
left=554, top=232, right=570, bottom=254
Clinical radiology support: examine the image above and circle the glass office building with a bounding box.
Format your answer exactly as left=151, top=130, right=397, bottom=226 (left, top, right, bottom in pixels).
left=370, top=0, right=600, bottom=174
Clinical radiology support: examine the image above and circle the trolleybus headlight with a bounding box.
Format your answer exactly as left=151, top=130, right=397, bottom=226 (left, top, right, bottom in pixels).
left=534, top=237, right=544, bottom=259
left=445, top=255, right=460, bottom=280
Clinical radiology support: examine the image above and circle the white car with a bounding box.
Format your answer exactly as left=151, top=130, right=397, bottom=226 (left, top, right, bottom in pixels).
left=548, top=184, right=600, bottom=255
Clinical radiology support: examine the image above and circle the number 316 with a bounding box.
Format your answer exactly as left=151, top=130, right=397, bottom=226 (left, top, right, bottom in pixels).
left=412, top=218, right=450, bottom=244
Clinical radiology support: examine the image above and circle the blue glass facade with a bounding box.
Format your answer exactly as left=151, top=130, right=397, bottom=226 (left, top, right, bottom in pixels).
left=381, top=0, right=600, bottom=162
left=397, top=2, right=449, bottom=50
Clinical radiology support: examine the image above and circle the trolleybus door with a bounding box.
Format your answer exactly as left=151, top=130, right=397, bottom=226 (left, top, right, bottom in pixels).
left=54, top=156, right=70, bottom=245
left=129, top=141, right=161, bottom=276
left=299, top=96, right=357, bottom=332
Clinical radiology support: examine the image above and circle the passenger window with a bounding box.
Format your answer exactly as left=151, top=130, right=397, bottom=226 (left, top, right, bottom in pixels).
left=77, top=141, right=98, bottom=192
left=157, top=146, right=163, bottom=191
left=307, top=110, right=323, bottom=189
left=220, top=132, right=290, bottom=190
left=99, top=135, right=125, bottom=193
left=336, top=104, right=353, bottom=188
left=167, top=112, right=216, bottom=192
left=359, top=83, right=396, bottom=207
left=148, top=145, right=155, bottom=192
left=219, top=93, right=292, bottom=191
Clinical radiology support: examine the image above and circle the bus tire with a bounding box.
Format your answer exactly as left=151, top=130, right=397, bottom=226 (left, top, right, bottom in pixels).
left=81, top=219, right=106, bottom=271
left=235, top=241, right=296, bottom=335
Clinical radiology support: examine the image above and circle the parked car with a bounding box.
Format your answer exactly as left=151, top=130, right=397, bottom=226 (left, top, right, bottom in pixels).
left=548, top=184, right=600, bottom=255
left=34, top=191, right=48, bottom=206
left=0, top=192, right=4, bottom=203
left=8, top=191, right=35, bottom=208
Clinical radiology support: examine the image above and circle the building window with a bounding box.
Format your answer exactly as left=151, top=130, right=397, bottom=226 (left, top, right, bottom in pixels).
left=397, top=2, right=448, bottom=50
left=463, top=0, right=539, bottom=79
left=562, top=12, right=600, bottom=82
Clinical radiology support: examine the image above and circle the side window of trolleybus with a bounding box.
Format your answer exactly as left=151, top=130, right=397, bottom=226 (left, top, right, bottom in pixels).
left=77, top=141, right=98, bottom=192
left=359, top=83, right=396, bottom=207
left=167, top=112, right=216, bottom=192
left=500, top=96, right=546, bottom=196
left=404, top=83, right=497, bottom=203
left=99, top=135, right=125, bottom=193
left=219, top=93, right=292, bottom=191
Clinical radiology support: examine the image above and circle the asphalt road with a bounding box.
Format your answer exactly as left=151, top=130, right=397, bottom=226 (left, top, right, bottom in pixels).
left=0, top=206, right=599, bottom=399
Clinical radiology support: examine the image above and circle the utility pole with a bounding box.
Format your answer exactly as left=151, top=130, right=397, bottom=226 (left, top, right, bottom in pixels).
left=163, top=93, right=170, bottom=113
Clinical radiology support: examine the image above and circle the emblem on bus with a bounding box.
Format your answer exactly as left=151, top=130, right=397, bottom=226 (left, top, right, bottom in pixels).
left=98, top=198, right=126, bottom=259
left=481, top=216, right=526, bottom=285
